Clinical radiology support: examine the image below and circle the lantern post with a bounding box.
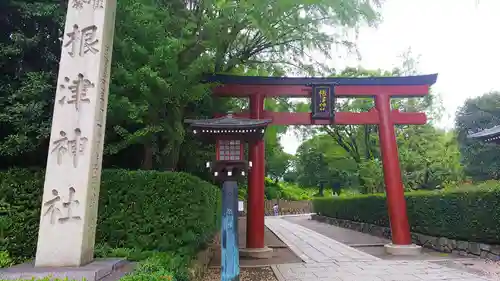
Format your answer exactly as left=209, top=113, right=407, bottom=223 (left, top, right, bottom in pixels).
left=185, top=113, right=272, bottom=281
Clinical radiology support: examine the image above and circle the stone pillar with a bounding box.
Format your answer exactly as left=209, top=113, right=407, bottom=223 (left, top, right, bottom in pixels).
left=35, top=0, right=117, bottom=267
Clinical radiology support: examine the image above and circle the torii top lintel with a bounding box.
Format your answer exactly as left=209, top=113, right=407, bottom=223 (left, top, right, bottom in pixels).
left=206, top=74, right=438, bottom=98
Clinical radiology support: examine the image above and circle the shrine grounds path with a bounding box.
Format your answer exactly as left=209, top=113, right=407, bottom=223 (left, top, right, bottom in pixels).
left=266, top=215, right=498, bottom=281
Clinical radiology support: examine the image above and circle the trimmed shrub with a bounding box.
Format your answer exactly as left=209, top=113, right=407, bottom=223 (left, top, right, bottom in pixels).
left=313, top=186, right=500, bottom=244
left=0, top=168, right=45, bottom=261
left=0, top=168, right=220, bottom=261
left=97, top=170, right=220, bottom=252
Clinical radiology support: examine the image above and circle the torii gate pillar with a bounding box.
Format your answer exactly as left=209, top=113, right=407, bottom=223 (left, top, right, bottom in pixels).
left=242, top=94, right=272, bottom=258
left=376, top=95, right=414, bottom=251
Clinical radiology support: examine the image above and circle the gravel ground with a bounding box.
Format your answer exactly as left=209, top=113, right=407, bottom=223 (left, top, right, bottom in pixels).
left=203, top=267, right=278, bottom=281
left=433, top=258, right=500, bottom=279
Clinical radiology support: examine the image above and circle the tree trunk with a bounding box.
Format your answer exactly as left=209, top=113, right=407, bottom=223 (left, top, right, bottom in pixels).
left=142, top=142, right=153, bottom=170
left=318, top=182, right=324, bottom=197
left=163, top=139, right=182, bottom=172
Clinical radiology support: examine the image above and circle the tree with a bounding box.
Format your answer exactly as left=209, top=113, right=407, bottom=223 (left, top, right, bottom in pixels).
left=264, top=96, right=293, bottom=182
left=295, top=134, right=358, bottom=189
left=397, top=125, right=463, bottom=189
left=456, top=92, right=500, bottom=180
left=293, top=64, right=460, bottom=193
left=0, top=0, right=66, bottom=168
left=105, top=0, right=382, bottom=170
left=267, top=149, right=293, bottom=183
left=0, top=0, right=383, bottom=172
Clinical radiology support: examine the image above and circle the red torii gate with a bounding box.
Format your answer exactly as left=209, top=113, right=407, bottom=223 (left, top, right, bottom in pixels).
left=207, top=74, right=438, bottom=255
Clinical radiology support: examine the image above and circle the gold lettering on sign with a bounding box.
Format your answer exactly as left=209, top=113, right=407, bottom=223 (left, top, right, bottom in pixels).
left=64, top=24, right=99, bottom=57
left=43, top=187, right=82, bottom=224
left=72, top=0, right=104, bottom=9
left=59, top=74, right=95, bottom=111
left=51, top=128, right=88, bottom=167
left=318, top=89, right=328, bottom=112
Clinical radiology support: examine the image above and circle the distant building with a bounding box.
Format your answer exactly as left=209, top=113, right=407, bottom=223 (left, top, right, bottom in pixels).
left=467, top=125, right=500, bottom=143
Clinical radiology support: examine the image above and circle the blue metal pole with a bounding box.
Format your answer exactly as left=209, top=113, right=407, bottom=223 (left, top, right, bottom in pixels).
left=221, top=180, right=240, bottom=281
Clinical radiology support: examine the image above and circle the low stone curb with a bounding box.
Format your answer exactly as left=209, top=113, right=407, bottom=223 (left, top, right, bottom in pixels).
left=311, top=214, right=500, bottom=261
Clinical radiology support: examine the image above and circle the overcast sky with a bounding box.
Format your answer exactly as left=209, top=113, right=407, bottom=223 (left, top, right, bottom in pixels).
left=280, top=0, right=500, bottom=155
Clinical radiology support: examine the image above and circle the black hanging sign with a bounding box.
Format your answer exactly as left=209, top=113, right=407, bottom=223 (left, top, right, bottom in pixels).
left=311, top=84, right=335, bottom=120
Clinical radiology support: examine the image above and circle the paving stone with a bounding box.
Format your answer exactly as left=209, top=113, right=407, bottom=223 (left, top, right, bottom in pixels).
left=377, top=275, right=421, bottom=281
left=266, top=217, right=495, bottom=281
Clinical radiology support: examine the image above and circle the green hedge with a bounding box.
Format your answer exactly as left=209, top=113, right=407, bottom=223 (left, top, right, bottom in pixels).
left=0, top=168, right=221, bottom=260
left=313, top=188, right=500, bottom=244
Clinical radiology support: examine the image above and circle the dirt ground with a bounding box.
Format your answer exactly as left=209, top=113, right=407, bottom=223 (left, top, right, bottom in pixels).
left=203, top=267, right=278, bottom=281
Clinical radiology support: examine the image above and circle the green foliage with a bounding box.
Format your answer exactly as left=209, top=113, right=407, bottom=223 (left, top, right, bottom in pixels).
left=313, top=182, right=500, bottom=243
left=295, top=134, right=358, bottom=188
left=0, top=168, right=45, bottom=260
left=93, top=244, right=157, bottom=262
left=0, top=200, right=12, bottom=248
left=119, top=251, right=191, bottom=281
left=95, top=246, right=197, bottom=281
left=102, top=0, right=382, bottom=171
left=97, top=170, right=220, bottom=252
left=0, top=1, right=65, bottom=167
left=0, top=249, right=191, bottom=280
left=0, top=0, right=381, bottom=172
left=397, top=126, right=464, bottom=190
left=237, top=178, right=318, bottom=201
left=264, top=99, right=294, bottom=182
left=0, top=276, right=78, bottom=281
left=292, top=66, right=463, bottom=193
left=358, top=159, right=384, bottom=193
left=264, top=178, right=322, bottom=201
left=0, top=169, right=220, bottom=261
left=456, top=92, right=500, bottom=180
left=0, top=250, right=13, bottom=268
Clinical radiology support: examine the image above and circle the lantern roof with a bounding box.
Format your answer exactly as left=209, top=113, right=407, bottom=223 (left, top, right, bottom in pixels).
left=184, top=113, right=272, bottom=129
left=468, top=125, right=500, bottom=142
left=184, top=113, right=272, bottom=141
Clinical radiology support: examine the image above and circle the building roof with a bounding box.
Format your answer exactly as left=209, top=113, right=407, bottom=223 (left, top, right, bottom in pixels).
left=184, top=114, right=272, bottom=129
left=467, top=125, right=500, bottom=141
left=203, top=74, right=438, bottom=86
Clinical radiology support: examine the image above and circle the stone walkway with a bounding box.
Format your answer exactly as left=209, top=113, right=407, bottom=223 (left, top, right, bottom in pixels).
left=282, top=215, right=390, bottom=246
left=265, top=216, right=379, bottom=263
left=265, top=217, right=494, bottom=281
left=282, top=215, right=478, bottom=261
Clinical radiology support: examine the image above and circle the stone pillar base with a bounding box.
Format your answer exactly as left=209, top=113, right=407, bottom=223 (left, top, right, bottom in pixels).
left=0, top=259, right=131, bottom=281
left=240, top=247, right=274, bottom=259
left=384, top=243, right=422, bottom=256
